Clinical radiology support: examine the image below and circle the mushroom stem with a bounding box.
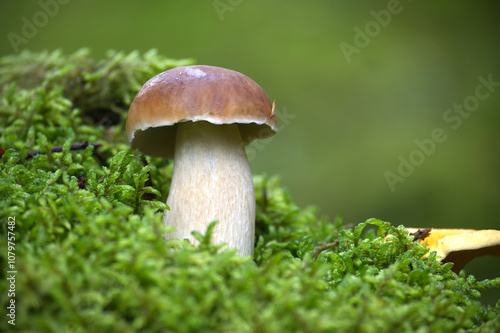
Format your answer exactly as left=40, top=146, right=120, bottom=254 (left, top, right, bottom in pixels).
left=164, top=121, right=255, bottom=255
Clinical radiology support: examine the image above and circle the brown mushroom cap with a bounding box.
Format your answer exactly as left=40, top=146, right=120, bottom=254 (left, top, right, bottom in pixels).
left=126, top=65, right=277, bottom=158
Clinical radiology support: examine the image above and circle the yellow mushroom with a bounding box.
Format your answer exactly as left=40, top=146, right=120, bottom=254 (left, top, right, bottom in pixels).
left=406, top=228, right=500, bottom=273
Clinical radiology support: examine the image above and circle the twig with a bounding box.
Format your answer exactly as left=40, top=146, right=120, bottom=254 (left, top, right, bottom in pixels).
left=312, top=240, right=340, bottom=259
left=77, top=176, right=86, bottom=189
left=409, top=228, right=431, bottom=242
left=1, top=141, right=105, bottom=166
left=24, top=141, right=102, bottom=159
left=302, top=240, right=340, bottom=271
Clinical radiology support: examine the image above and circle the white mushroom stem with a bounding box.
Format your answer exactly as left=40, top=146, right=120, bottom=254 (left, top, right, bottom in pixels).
left=163, top=121, right=255, bottom=255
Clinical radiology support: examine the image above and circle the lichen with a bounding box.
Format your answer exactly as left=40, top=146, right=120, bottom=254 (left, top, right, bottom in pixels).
left=1, top=49, right=499, bottom=332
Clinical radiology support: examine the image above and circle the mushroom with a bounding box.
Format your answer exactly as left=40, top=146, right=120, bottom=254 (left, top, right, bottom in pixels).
left=407, top=228, right=500, bottom=273
left=126, top=65, right=277, bottom=255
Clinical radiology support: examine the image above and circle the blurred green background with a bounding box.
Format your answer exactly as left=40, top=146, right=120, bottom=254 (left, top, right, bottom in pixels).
left=1, top=1, right=499, bottom=280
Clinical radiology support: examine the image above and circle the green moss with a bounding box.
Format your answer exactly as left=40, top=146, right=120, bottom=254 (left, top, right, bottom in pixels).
left=1, top=49, right=499, bottom=332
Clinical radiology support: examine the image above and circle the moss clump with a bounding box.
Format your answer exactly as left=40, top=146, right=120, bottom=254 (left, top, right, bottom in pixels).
left=1, top=49, right=499, bottom=332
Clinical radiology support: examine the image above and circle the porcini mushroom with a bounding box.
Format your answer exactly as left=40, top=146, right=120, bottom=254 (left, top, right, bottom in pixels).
left=407, top=228, right=500, bottom=273
left=126, top=65, right=277, bottom=255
